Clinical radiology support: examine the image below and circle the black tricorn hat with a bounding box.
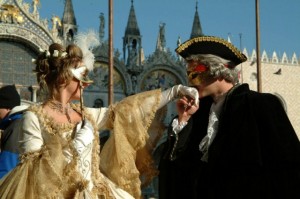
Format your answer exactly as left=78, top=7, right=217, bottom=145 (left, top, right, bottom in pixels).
left=176, top=36, right=247, bottom=66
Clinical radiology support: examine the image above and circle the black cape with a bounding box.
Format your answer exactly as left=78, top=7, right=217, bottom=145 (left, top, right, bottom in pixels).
left=158, top=84, right=300, bottom=199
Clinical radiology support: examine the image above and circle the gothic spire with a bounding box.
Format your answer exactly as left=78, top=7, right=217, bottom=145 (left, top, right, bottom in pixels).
left=61, top=0, right=78, bottom=44
left=123, top=0, right=143, bottom=68
left=124, top=0, right=140, bottom=36
left=190, top=0, right=204, bottom=39
left=62, top=0, right=77, bottom=25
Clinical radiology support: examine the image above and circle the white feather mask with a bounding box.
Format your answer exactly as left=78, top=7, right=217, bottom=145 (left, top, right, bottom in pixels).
left=74, top=30, right=100, bottom=71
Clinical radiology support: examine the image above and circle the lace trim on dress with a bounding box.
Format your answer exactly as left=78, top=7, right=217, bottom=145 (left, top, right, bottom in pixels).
left=28, top=104, right=115, bottom=199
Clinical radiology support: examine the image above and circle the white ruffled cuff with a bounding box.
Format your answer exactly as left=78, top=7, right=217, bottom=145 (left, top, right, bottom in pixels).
left=171, top=118, right=188, bottom=135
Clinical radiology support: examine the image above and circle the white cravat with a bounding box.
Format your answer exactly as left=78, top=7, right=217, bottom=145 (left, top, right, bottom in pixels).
left=199, top=95, right=226, bottom=162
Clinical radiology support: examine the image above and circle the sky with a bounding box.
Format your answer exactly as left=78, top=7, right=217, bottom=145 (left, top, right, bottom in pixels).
left=36, top=0, right=300, bottom=59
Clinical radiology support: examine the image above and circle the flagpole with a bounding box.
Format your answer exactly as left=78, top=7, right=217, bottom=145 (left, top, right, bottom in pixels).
left=108, top=0, right=114, bottom=104
left=255, top=0, right=262, bottom=93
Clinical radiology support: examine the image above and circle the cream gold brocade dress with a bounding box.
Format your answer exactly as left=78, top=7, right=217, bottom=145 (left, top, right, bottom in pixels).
left=0, top=89, right=162, bottom=199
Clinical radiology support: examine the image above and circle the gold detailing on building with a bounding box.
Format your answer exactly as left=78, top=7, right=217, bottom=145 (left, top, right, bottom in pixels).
left=0, top=4, right=24, bottom=24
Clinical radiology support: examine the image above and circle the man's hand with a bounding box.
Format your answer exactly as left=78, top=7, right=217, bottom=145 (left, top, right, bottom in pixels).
left=176, top=95, right=199, bottom=123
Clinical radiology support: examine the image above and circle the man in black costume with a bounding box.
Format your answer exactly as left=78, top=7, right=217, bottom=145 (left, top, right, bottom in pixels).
left=158, top=36, right=300, bottom=199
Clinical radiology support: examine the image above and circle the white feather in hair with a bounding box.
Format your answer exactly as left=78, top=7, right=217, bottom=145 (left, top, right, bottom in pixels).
left=74, top=30, right=100, bottom=71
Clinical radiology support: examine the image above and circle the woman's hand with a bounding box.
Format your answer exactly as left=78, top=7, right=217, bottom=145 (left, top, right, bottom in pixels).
left=158, top=84, right=199, bottom=109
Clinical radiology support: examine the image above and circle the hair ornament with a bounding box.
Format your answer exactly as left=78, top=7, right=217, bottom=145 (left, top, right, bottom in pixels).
left=61, top=52, right=68, bottom=58
left=52, top=50, right=59, bottom=57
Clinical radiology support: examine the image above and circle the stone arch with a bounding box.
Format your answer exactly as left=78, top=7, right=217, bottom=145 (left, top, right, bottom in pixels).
left=0, top=34, right=43, bottom=53
left=93, top=98, right=104, bottom=108
left=139, top=68, right=184, bottom=91
left=89, top=61, right=127, bottom=93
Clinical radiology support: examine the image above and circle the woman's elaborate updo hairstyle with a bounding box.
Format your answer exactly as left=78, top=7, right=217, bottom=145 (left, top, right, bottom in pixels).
left=34, top=43, right=83, bottom=98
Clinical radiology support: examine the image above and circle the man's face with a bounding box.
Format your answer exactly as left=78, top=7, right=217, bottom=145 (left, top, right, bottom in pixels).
left=186, top=61, right=212, bottom=86
left=0, top=108, right=10, bottom=120
left=187, top=60, right=219, bottom=99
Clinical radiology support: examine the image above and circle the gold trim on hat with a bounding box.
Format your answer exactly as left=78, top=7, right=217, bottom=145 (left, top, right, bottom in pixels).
left=176, top=36, right=247, bottom=62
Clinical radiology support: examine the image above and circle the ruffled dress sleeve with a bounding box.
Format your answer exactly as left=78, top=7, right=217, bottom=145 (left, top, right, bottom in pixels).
left=88, top=89, right=164, bottom=199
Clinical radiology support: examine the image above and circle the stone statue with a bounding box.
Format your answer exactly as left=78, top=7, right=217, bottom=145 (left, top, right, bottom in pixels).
left=159, top=23, right=166, bottom=49
left=51, top=15, right=62, bottom=32
left=99, top=13, right=105, bottom=41
left=32, top=0, right=40, bottom=14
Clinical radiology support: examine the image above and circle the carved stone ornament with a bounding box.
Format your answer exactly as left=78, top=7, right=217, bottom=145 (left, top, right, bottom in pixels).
left=0, top=24, right=49, bottom=50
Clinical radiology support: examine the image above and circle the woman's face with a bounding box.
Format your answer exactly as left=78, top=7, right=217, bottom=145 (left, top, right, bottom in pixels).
left=66, top=78, right=81, bottom=100
left=65, top=78, right=90, bottom=100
